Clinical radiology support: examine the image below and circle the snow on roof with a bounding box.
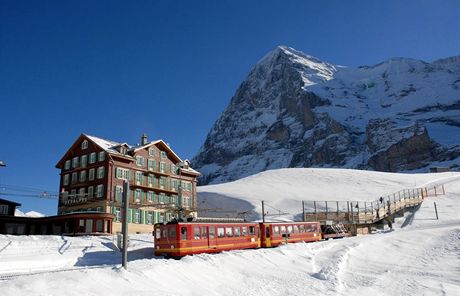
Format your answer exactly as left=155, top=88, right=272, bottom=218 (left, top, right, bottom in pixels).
left=84, top=134, right=129, bottom=155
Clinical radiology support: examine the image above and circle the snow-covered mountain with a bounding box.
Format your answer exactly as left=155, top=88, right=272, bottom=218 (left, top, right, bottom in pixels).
left=193, top=46, right=460, bottom=184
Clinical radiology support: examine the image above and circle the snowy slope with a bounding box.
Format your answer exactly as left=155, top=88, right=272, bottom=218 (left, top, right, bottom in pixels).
left=193, top=46, right=460, bottom=185
left=198, top=168, right=460, bottom=220
left=1, top=169, right=459, bottom=295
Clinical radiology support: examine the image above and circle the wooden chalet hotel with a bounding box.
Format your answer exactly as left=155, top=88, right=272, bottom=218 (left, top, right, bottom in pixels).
left=56, top=133, right=200, bottom=234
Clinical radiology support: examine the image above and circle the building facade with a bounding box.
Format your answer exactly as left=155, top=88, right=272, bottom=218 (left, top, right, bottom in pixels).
left=56, top=134, right=200, bottom=233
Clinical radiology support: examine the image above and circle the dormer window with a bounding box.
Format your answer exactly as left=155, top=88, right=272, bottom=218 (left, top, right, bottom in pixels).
left=81, top=140, right=88, bottom=150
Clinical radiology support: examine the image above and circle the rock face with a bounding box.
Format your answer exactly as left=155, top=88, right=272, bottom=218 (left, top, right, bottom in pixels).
left=193, top=46, right=460, bottom=184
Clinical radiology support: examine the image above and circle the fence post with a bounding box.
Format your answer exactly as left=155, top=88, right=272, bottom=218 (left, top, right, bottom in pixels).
left=314, top=201, right=317, bottom=221
left=434, top=202, right=439, bottom=220
left=442, top=184, right=445, bottom=195
left=350, top=201, right=354, bottom=223
left=302, top=201, right=305, bottom=222
left=325, top=201, right=328, bottom=220
left=434, top=186, right=437, bottom=197
left=371, top=202, right=374, bottom=222
left=336, top=201, right=339, bottom=223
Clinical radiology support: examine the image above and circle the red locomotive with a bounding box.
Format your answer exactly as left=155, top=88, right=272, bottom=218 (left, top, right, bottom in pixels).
left=154, top=218, right=340, bottom=258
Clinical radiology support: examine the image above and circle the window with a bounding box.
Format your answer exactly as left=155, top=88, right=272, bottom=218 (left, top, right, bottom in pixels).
left=281, top=226, right=286, bottom=234
left=171, top=164, right=177, bottom=175
left=274, top=226, right=280, bottom=234
left=96, top=185, right=104, bottom=198
left=114, top=208, right=121, bottom=222
left=96, top=220, right=103, bottom=232
left=81, top=155, right=87, bottom=168
left=0, top=205, right=8, bottom=215
left=79, top=170, right=86, bottom=182
left=79, top=188, right=85, bottom=199
left=209, top=227, right=215, bottom=238
left=81, top=140, right=88, bottom=150
left=249, top=226, right=255, bottom=236
left=98, top=152, right=105, bottom=162
left=160, top=162, right=166, bottom=173
left=242, top=226, right=247, bottom=236
left=225, top=227, right=233, bottom=237
left=159, top=176, right=165, bottom=188
left=148, top=148, right=156, bottom=157
left=116, top=168, right=130, bottom=180
left=147, top=191, right=154, bottom=203
left=181, top=227, right=187, bottom=240
left=169, top=227, right=176, bottom=238
left=88, top=186, right=94, bottom=198
left=234, top=227, right=240, bottom=237
left=160, top=151, right=167, bottom=158
left=287, top=226, right=293, bottom=233
left=134, top=210, right=140, bottom=223
left=194, top=226, right=201, bottom=239
left=135, top=156, right=145, bottom=167
left=97, top=167, right=105, bottom=179
left=148, top=175, right=154, bottom=187
left=85, top=219, right=93, bottom=233
left=159, top=193, right=166, bottom=204
left=135, top=171, right=143, bottom=185
left=115, top=186, right=123, bottom=201
left=63, top=174, right=69, bottom=186
left=217, top=227, right=225, bottom=238
left=89, top=152, right=96, bottom=164
left=64, top=160, right=71, bottom=170
left=148, top=159, right=155, bottom=171
left=134, top=189, right=142, bottom=202
left=70, top=189, right=77, bottom=198
left=72, top=157, right=79, bottom=168
left=201, top=227, right=207, bottom=238
left=299, top=225, right=305, bottom=233
left=147, top=212, right=153, bottom=224
left=71, top=172, right=78, bottom=184
left=89, top=168, right=95, bottom=181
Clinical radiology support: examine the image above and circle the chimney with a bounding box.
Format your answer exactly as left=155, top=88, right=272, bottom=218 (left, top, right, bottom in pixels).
left=141, top=133, right=148, bottom=146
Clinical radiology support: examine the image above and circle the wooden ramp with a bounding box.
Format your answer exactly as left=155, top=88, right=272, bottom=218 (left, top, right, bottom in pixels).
left=302, top=185, right=445, bottom=235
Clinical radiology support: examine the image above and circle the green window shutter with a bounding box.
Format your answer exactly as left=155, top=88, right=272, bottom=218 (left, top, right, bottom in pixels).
left=140, top=210, right=144, bottom=224
left=132, top=209, right=136, bottom=223
left=128, top=209, right=132, bottom=223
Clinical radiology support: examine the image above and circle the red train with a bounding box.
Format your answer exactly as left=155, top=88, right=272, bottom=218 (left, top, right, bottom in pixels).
left=154, top=219, right=348, bottom=258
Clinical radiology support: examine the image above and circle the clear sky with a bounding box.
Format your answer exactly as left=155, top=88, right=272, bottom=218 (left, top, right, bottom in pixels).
left=1, top=0, right=459, bottom=215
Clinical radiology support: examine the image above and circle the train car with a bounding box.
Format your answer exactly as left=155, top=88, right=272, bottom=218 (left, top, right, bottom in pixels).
left=259, top=221, right=321, bottom=248
left=154, top=221, right=260, bottom=258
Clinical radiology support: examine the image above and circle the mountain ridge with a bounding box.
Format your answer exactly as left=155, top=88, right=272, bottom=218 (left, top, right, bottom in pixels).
left=193, top=46, right=460, bottom=185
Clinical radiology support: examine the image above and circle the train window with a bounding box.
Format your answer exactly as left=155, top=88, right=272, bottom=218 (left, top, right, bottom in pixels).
left=273, top=226, right=280, bottom=234
left=294, top=226, right=299, bottom=233
left=305, top=224, right=311, bottom=232
left=225, top=227, right=233, bottom=237
left=162, top=229, right=167, bottom=238
left=249, top=226, right=255, bottom=236
left=194, top=226, right=201, bottom=239
left=209, top=227, right=215, bottom=238
left=242, top=226, right=247, bottom=236
left=299, top=225, right=305, bottom=233
left=78, top=219, right=85, bottom=232
left=234, top=227, right=240, bottom=237
left=201, top=227, right=208, bottom=238
left=217, top=227, right=225, bottom=238
left=181, top=227, right=187, bottom=240
left=281, top=226, right=286, bottom=234
left=156, top=228, right=161, bottom=239
left=287, top=226, right=293, bottom=233
left=311, top=225, right=317, bottom=232
left=169, top=227, right=176, bottom=238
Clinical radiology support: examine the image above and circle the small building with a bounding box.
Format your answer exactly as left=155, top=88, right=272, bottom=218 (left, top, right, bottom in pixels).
left=0, top=198, right=21, bottom=216
left=0, top=212, right=114, bottom=235
left=429, top=167, right=450, bottom=173
left=55, top=133, right=201, bottom=234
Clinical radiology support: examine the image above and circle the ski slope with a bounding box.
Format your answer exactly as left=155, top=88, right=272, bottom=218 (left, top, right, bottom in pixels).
left=1, top=169, right=459, bottom=295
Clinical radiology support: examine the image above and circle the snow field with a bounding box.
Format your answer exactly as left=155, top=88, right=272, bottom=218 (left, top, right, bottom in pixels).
left=1, top=168, right=459, bottom=295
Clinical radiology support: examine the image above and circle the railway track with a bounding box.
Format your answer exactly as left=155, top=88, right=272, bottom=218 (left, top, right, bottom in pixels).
left=0, top=264, right=118, bottom=281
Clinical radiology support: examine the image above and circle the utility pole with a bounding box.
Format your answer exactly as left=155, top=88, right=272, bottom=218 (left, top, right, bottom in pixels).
left=261, top=200, right=265, bottom=223
left=122, top=180, right=129, bottom=269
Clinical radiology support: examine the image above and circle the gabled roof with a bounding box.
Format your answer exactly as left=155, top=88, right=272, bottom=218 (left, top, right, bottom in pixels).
left=131, top=139, right=183, bottom=163
left=0, top=198, right=21, bottom=207
left=85, top=134, right=132, bottom=156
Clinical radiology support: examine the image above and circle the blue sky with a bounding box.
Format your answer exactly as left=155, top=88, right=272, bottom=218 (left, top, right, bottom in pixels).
left=1, top=0, right=459, bottom=215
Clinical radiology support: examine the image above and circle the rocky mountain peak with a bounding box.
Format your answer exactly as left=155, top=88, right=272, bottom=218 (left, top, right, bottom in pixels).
left=193, top=46, right=460, bottom=185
